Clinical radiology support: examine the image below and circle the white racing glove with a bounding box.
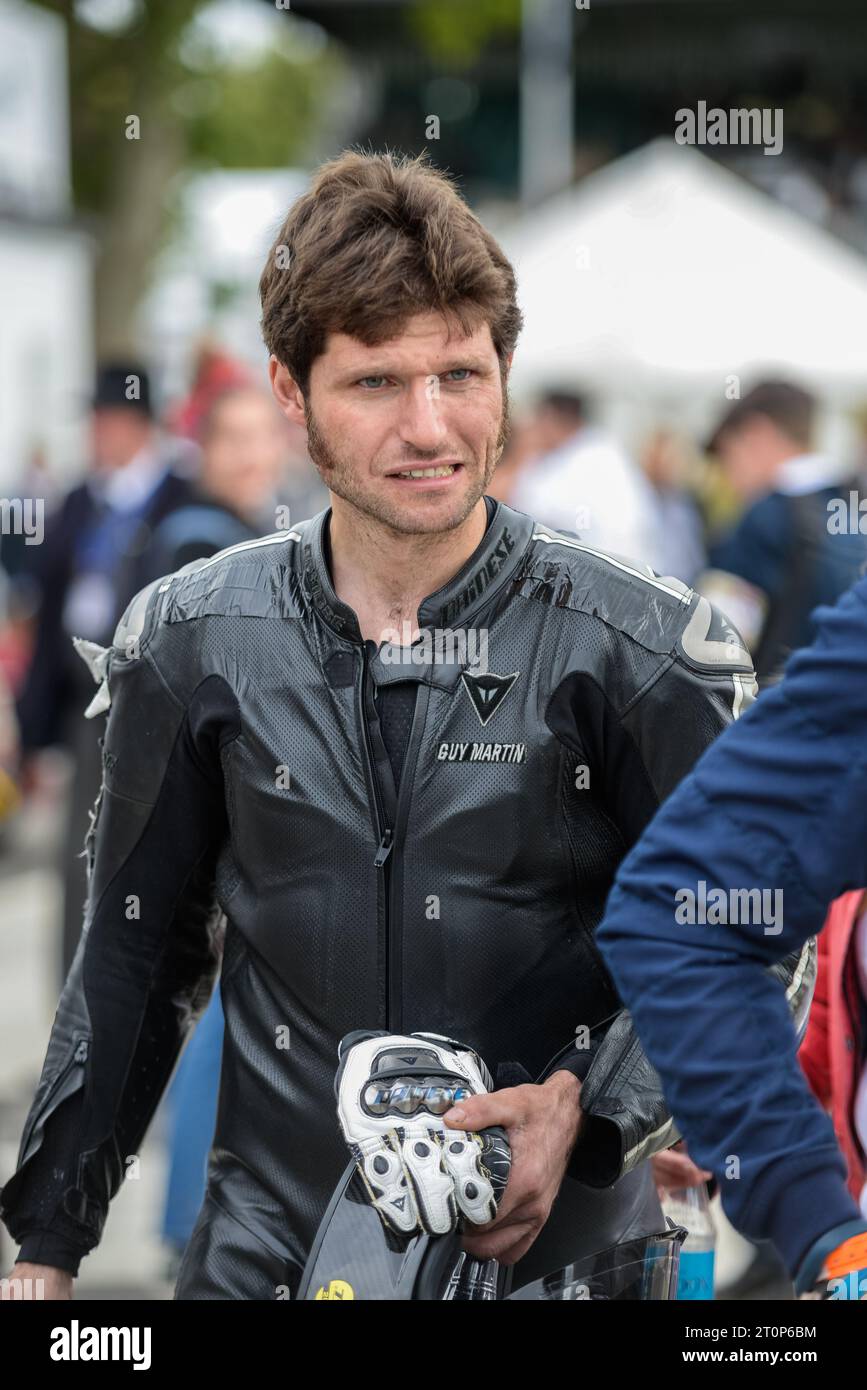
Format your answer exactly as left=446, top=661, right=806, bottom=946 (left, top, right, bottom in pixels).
left=335, top=1029, right=511, bottom=1238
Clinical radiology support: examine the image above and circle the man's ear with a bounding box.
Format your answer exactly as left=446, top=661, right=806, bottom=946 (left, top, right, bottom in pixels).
left=269, top=356, right=306, bottom=427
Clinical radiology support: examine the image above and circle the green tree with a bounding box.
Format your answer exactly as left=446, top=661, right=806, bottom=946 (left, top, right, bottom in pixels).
left=409, top=0, right=521, bottom=66
left=32, top=0, right=340, bottom=353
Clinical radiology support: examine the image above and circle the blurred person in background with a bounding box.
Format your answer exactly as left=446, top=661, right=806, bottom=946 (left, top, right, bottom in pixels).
left=800, top=890, right=867, bottom=1219
left=698, top=380, right=867, bottom=685
left=0, top=601, right=21, bottom=839
left=0, top=455, right=51, bottom=836
left=149, top=384, right=288, bottom=573
left=276, top=412, right=329, bottom=526
left=14, top=362, right=196, bottom=985
left=639, top=428, right=707, bottom=585
left=166, top=339, right=253, bottom=444
left=153, top=383, right=292, bottom=1274
left=848, top=402, right=867, bottom=485
left=485, top=408, right=540, bottom=505
left=0, top=445, right=61, bottom=636
left=165, top=341, right=327, bottom=530
left=509, top=388, right=664, bottom=569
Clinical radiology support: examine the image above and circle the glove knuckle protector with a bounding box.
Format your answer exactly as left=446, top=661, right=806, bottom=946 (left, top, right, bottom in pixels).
left=336, top=1031, right=511, bottom=1237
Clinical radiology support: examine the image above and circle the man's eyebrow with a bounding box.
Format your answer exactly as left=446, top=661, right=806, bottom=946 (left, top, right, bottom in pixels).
left=338, top=355, right=493, bottom=381
left=436, top=356, right=492, bottom=373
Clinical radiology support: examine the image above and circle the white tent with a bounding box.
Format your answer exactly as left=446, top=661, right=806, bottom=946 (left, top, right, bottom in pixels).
left=503, top=139, right=867, bottom=420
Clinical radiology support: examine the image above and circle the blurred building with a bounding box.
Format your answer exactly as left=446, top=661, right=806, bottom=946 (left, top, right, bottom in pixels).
left=0, top=0, right=93, bottom=493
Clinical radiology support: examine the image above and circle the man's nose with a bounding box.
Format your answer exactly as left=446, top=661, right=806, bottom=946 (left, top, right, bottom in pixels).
left=396, top=380, right=448, bottom=451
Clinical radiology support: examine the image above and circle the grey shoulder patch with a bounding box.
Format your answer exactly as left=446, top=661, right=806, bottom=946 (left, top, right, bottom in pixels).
left=112, top=575, right=167, bottom=652
left=679, top=593, right=754, bottom=672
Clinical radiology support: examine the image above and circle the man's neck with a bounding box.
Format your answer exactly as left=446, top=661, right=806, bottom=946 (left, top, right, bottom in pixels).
left=327, top=495, right=489, bottom=646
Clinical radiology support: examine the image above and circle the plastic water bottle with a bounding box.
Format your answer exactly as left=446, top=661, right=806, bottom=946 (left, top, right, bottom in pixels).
left=663, top=1185, right=716, bottom=1300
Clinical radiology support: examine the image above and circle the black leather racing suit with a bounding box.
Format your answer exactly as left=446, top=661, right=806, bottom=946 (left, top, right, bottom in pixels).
left=0, top=496, right=815, bottom=1296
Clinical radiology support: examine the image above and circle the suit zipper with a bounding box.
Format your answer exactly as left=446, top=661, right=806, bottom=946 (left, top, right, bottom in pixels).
left=17, top=1036, right=90, bottom=1169
left=43, top=1038, right=90, bottom=1106
left=374, top=828, right=393, bottom=866
left=358, top=644, right=393, bottom=1023
left=385, top=680, right=430, bottom=1031
left=358, top=645, right=430, bottom=1032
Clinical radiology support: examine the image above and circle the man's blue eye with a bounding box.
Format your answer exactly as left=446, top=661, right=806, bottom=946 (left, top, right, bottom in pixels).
left=356, top=371, right=473, bottom=388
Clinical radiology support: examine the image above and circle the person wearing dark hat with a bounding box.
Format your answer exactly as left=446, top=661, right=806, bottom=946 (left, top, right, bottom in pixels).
left=15, top=361, right=196, bottom=983
left=698, top=379, right=867, bottom=685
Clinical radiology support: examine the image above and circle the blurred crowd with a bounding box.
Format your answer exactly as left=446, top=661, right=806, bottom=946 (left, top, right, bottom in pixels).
left=493, top=376, right=867, bottom=683
left=1, top=352, right=866, bottom=1288
left=493, top=376, right=867, bottom=1293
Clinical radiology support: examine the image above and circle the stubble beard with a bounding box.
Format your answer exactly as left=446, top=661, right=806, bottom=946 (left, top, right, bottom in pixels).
left=303, top=387, right=512, bottom=537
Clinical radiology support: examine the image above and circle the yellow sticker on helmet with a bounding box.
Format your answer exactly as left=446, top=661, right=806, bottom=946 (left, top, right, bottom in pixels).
left=315, top=1279, right=355, bottom=1300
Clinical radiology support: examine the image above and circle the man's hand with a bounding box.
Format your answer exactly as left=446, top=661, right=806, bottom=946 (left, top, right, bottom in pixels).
left=1, top=1262, right=73, bottom=1300
left=651, top=1141, right=712, bottom=1200
left=443, top=1070, right=583, bottom=1266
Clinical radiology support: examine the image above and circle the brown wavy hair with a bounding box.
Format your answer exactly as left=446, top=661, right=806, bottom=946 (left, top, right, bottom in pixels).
left=259, top=148, right=523, bottom=395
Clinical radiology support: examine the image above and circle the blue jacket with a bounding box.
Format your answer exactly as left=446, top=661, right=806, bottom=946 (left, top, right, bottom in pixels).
left=709, top=485, right=867, bottom=658
left=596, top=571, right=867, bottom=1277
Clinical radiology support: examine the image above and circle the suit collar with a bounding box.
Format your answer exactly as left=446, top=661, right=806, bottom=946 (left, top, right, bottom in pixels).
left=301, top=495, right=534, bottom=644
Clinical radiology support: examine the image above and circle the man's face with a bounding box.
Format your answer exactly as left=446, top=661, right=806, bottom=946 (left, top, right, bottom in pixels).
left=533, top=404, right=582, bottom=456
left=91, top=408, right=153, bottom=472
left=715, top=415, right=792, bottom=501
left=202, top=389, right=285, bottom=519
left=271, top=311, right=510, bottom=536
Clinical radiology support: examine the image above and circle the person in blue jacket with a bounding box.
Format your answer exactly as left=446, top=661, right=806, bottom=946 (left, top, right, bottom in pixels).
left=596, top=569, right=867, bottom=1298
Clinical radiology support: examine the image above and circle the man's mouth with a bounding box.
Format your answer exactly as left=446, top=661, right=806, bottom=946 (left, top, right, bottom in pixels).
left=396, top=464, right=455, bottom=478
left=386, top=462, right=463, bottom=482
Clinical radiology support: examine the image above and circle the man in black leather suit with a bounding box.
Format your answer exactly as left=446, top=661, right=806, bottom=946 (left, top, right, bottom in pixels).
left=0, top=150, right=813, bottom=1299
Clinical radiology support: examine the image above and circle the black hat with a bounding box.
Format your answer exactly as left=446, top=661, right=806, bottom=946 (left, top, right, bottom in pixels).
left=705, top=379, right=815, bottom=455
left=92, top=362, right=153, bottom=418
